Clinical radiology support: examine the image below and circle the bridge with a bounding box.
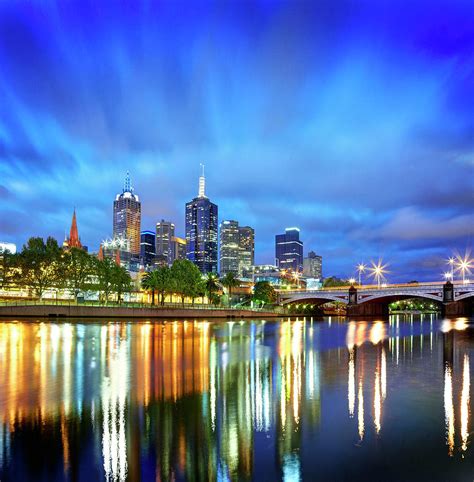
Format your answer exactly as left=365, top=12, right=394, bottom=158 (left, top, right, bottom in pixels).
left=278, top=281, right=474, bottom=316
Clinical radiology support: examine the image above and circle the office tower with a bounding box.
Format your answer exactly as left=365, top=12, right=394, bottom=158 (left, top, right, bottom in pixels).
left=238, top=226, right=254, bottom=275
left=140, top=231, right=156, bottom=270
left=275, top=227, right=303, bottom=272
left=113, top=172, right=141, bottom=256
left=63, top=209, right=83, bottom=249
left=156, top=220, right=175, bottom=265
left=185, top=165, right=218, bottom=273
left=303, top=251, right=323, bottom=279
left=220, top=220, right=240, bottom=275
left=170, top=236, right=187, bottom=263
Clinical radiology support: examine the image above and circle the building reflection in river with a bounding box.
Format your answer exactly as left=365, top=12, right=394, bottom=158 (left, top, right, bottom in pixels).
left=0, top=316, right=472, bottom=481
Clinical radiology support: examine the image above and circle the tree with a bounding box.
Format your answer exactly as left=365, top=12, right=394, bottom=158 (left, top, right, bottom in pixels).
left=14, top=237, right=61, bottom=299
left=170, top=259, right=203, bottom=306
left=323, top=276, right=348, bottom=288
left=142, top=266, right=171, bottom=306
left=220, top=272, right=240, bottom=306
left=111, top=264, right=132, bottom=303
left=253, top=281, right=277, bottom=306
left=95, top=258, right=115, bottom=304
left=62, top=248, right=95, bottom=300
left=204, top=273, right=220, bottom=303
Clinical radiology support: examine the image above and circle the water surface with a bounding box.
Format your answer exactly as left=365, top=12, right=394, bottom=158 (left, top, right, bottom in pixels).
left=0, top=316, right=473, bottom=481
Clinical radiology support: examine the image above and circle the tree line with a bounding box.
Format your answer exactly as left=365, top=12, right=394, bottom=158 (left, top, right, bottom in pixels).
left=0, top=237, right=131, bottom=302
left=0, top=236, right=278, bottom=307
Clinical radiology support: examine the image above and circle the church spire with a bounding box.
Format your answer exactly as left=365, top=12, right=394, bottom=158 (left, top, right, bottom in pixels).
left=67, top=209, right=82, bottom=249
left=198, top=163, right=206, bottom=198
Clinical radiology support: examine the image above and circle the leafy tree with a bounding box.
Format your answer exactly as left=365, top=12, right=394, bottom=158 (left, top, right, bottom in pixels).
left=142, top=266, right=171, bottom=306
left=111, top=264, right=132, bottom=303
left=170, top=259, right=203, bottom=306
left=15, top=237, right=61, bottom=298
left=204, top=273, right=220, bottom=302
left=95, top=258, right=115, bottom=304
left=63, top=248, right=95, bottom=300
left=220, top=272, right=240, bottom=305
left=0, top=249, right=16, bottom=289
left=323, top=276, right=348, bottom=288
left=252, top=281, right=277, bottom=306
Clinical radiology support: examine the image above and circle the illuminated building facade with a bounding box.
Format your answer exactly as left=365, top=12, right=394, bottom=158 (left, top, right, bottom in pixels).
left=113, top=172, right=141, bottom=256
left=140, top=231, right=156, bottom=270
left=185, top=166, right=218, bottom=273
left=219, top=220, right=240, bottom=275
left=219, top=221, right=255, bottom=276
left=170, top=236, right=187, bottom=262
left=303, top=251, right=322, bottom=279
left=156, top=220, right=175, bottom=265
left=238, top=226, right=254, bottom=275
left=275, top=227, right=303, bottom=272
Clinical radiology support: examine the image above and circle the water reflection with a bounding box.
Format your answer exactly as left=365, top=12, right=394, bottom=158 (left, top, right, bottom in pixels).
left=0, top=316, right=472, bottom=481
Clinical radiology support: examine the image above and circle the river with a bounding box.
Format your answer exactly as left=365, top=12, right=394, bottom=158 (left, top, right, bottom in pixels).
left=0, top=315, right=472, bottom=481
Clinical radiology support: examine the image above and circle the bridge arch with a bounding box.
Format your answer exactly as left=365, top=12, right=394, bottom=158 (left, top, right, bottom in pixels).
left=358, top=291, right=443, bottom=305
left=280, top=293, right=349, bottom=305
left=455, top=292, right=474, bottom=302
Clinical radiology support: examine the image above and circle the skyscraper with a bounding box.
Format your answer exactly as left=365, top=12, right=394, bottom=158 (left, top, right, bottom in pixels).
left=275, top=227, right=303, bottom=272
left=303, top=251, right=323, bottom=279
left=219, top=221, right=255, bottom=276
left=140, top=231, right=156, bottom=270
left=156, top=220, right=175, bottom=265
left=219, top=220, right=240, bottom=275
left=170, top=236, right=187, bottom=263
left=113, top=172, right=141, bottom=256
left=185, top=165, right=218, bottom=273
left=238, top=226, right=254, bottom=275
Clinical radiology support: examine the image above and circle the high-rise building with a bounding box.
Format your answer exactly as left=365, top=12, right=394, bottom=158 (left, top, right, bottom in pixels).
left=275, top=227, right=303, bottom=272
left=156, top=220, right=175, bottom=265
left=219, top=220, right=240, bottom=275
left=113, top=172, right=141, bottom=256
left=219, top=222, right=255, bottom=276
left=238, top=226, right=254, bottom=275
left=140, top=231, right=156, bottom=270
left=170, top=236, right=187, bottom=263
left=303, top=251, right=323, bottom=279
left=63, top=209, right=83, bottom=250
left=185, top=165, right=218, bottom=273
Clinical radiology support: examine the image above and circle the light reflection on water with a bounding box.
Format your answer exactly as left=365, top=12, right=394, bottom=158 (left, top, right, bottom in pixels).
left=0, top=316, right=473, bottom=481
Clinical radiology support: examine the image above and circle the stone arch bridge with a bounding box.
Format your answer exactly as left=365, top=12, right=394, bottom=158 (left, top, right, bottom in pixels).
left=278, top=282, right=474, bottom=317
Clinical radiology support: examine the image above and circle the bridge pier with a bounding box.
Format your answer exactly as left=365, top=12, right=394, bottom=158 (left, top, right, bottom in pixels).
left=442, top=300, right=473, bottom=317
left=347, top=302, right=389, bottom=318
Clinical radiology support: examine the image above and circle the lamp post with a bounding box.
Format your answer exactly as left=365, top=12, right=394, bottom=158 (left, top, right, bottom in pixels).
left=357, top=263, right=366, bottom=286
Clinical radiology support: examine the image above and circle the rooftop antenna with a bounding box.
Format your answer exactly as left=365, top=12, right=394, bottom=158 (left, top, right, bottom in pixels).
left=124, top=171, right=132, bottom=193
left=198, top=163, right=206, bottom=198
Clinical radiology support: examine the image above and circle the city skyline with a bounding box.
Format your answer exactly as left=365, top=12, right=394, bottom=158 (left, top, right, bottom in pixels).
left=0, top=1, right=473, bottom=281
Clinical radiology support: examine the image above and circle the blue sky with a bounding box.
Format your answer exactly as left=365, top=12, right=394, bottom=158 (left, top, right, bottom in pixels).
left=0, top=0, right=473, bottom=281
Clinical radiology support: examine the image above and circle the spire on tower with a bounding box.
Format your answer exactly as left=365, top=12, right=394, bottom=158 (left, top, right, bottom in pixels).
left=124, top=171, right=132, bottom=193
left=67, top=208, right=82, bottom=249
left=198, top=163, right=206, bottom=198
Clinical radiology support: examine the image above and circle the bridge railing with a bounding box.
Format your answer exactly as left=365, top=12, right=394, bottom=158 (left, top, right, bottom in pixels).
left=279, top=281, right=474, bottom=296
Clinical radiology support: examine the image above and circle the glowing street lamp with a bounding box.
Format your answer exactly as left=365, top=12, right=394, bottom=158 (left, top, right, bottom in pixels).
left=368, top=259, right=389, bottom=288
left=356, top=263, right=366, bottom=286
left=349, top=277, right=356, bottom=286
left=444, top=271, right=453, bottom=281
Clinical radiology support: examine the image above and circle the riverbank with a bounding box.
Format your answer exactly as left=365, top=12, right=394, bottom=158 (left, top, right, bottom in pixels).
left=0, top=303, right=281, bottom=319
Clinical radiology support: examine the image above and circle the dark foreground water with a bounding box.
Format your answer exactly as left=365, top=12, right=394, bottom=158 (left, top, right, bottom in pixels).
left=0, top=316, right=473, bottom=481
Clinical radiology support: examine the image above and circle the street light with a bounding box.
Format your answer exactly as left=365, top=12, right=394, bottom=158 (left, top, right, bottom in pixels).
left=356, top=263, right=366, bottom=286
left=349, top=277, right=356, bottom=286
left=455, top=252, right=473, bottom=284
left=368, top=259, right=389, bottom=288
